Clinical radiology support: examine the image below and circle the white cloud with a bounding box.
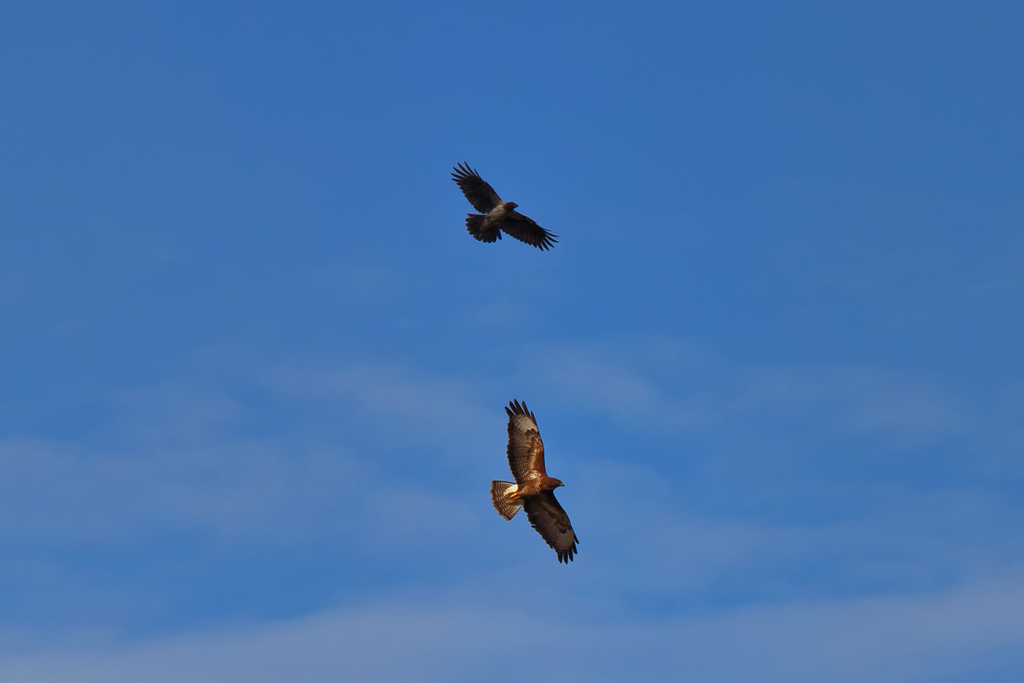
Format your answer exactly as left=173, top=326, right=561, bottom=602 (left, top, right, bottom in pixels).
left=731, top=365, right=968, bottom=443
left=0, top=365, right=501, bottom=557
left=523, top=339, right=968, bottom=444
left=1, top=569, right=1023, bottom=683
left=2, top=349, right=1018, bottom=672
left=270, top=363, right=494, bottom=450
left=0, top=436, right=365, bottom=545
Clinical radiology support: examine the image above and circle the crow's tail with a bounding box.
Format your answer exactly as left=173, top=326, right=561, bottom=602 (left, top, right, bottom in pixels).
left=466, top=214, right=501, bottom=243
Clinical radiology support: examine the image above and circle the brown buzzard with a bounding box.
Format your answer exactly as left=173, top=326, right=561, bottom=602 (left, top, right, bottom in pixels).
left=491, top=399, right=578, bottom=563
left=452, top=163, right=558, bottom=250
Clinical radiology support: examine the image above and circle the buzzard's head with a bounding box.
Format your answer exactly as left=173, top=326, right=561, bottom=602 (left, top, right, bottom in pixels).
left=504, top=201, right=519, bottom=210
left=553, top=478, right=564, bottom=488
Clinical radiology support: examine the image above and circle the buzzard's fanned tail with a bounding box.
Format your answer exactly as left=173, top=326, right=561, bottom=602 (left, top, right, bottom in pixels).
left=466, top=214, right=501, bottom=243
left=491, top=480, right=523, bottom=520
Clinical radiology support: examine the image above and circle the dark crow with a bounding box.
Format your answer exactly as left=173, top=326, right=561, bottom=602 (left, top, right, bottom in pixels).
left=452, top=163, right=558, bottom=250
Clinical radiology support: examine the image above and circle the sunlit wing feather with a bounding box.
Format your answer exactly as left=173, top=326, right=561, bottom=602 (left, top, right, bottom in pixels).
left=505, top=399, right=546, bottom=483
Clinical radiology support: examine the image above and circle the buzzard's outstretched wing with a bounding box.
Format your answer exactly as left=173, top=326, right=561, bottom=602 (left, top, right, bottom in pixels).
left=524, top=492, right=579, bottom=563
left=505, top=399, right=546, bottom=484
left=452, top=163, right=502, bottom=213
left=501, top=212, right=559, bottom=251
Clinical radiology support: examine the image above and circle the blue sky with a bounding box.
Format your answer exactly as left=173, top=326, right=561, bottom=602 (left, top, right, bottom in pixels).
left=2, top=1, right=1024, bottom=680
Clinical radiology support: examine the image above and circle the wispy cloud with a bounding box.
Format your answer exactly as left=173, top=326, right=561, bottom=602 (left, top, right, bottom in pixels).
left=0, top=345, right=1016, bottom=662
left=0, top=435, right=366, bottom=545
left=270, top=363, right=494, bottom=449
left=523, top=339, right=968, bottom=445
left=730, top=365, right=967, bottom=444
left=0, top=362, right=506, bottom=560
left=2, top=569, right=1023, bottom=682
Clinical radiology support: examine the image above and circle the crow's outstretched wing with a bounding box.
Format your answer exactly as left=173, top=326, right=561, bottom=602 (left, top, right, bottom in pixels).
left=501, top=212, right=558, bottom=251
left=452, top=163, right=502, bottom=213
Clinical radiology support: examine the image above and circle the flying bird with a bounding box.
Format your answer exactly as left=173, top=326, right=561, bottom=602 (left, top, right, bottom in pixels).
left=452, top=163, right=558, bottom=250
left=491, top=399, right=578, bottom=563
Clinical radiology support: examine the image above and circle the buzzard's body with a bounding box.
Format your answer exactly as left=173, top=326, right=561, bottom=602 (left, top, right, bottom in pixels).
left=452, top=163, right=558, bottom=250
left=491, top=399, right=578, bottom=563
